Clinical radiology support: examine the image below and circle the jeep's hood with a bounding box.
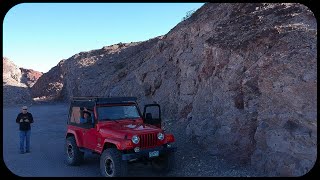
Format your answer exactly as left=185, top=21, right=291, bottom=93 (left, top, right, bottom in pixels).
left=98, top=121, right=161, bottom=139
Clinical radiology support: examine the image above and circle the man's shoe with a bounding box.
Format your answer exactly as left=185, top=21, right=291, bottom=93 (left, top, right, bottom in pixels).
left=26, top=150, right=30, bottom=153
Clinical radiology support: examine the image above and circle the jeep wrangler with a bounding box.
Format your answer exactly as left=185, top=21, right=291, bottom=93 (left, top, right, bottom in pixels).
left=65, top=97, right=176, bottom=177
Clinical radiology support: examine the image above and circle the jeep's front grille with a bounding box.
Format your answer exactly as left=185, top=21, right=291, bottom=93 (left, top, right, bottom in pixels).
left=139, top=133, right=157, bottom=149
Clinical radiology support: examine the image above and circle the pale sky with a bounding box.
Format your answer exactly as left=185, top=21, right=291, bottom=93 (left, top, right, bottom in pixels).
left=3, top=3, right=205, bottom=73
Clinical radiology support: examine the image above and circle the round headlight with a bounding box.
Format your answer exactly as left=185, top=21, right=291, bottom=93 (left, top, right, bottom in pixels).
left=157, top=132, right=164, bottom=140
left=132, top=135, right=140, bottom=144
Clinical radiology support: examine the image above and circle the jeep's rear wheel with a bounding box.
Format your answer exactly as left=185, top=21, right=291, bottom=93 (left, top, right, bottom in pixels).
left=66, top=136, right=84, bottom=165
left=100, top=148, right=127, bottom=177
left=151, top=152, right=175, bottom=172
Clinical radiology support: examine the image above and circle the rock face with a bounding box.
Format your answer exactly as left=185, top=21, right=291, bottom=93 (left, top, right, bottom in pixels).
left=20, top=68, right=43, bottom=88
left=31, top=3, right=317, bottom=176
left=3, top=57, right=25, bottom=87
left=30, top=60, right=65, bottom=100
left=3, top=57, right=43, bottom=105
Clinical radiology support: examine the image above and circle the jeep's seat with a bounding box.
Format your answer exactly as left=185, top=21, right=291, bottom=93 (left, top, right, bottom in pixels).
left=146, top=113, right=152, bottom=120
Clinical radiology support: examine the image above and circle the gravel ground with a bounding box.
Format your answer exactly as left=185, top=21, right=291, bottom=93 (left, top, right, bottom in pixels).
left=163, top=120, right=264, bottom=177
left=3, top=103, right=264, bottom=177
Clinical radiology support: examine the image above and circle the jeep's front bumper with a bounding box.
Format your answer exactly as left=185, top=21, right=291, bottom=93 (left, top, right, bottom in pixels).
left=122, top=146, right=176, bottom=161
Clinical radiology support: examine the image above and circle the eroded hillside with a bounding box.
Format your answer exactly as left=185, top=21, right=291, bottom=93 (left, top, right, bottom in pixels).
left=29, top=3, right=317, bottom=176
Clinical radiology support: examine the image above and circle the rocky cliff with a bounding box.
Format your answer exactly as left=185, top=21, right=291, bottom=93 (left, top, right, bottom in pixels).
left=30, top=3, right=317, bottom=176
left=30, top=59, right=65, bottom=100
left=3, top=57, right=43, bottom=105
left=20, top=68, right=43, bottom=88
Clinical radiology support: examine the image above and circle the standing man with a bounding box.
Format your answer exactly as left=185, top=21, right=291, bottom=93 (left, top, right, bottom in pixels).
left=16, top=106, right=34, bottom=154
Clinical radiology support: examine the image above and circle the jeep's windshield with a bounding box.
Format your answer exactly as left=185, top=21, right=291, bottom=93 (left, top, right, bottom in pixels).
left=97, top=105, right=141, bottom=121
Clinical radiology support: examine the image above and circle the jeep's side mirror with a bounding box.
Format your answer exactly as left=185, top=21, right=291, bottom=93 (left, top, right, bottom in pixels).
left=143, top=104, right=161, bottom=128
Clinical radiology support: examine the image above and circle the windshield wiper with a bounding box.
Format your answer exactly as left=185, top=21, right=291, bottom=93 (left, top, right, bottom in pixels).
left=100, top=118, right=119, bottom=123
left=103, top=117, right=139, bottom=123
left=123, top=116, right=138, bottom=123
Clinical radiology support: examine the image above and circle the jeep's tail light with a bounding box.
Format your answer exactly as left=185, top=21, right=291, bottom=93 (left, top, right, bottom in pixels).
left=165, top=134, right=175, bottom=143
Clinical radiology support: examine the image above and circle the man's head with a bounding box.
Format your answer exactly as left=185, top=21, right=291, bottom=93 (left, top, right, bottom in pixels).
left=21, top=106, right=28, bottom=114
left=83, top=111, right=90, bottom=119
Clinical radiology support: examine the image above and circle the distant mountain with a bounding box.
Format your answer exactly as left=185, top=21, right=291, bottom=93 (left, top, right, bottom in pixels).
left=3, top=57, right=43, bottom=105
left=30, top=3, right=316, bottom=176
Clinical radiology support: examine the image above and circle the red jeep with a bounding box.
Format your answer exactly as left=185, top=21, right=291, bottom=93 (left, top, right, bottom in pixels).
left=65, top=97, right=176, bottom=177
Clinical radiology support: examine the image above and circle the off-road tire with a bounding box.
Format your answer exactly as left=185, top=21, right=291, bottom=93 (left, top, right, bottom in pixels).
left=151, top=152, right=175, bottom=172
left=65, top=136, right=84, bottom=166
left=100, top=148, right=128, bottom=177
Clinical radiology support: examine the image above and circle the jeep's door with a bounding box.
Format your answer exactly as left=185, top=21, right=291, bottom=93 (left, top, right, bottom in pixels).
left=83, top=128, right=100, bottom=151
left=83, top=110, right=99, bottom=151
left=143, top=104, right=161, bottom=128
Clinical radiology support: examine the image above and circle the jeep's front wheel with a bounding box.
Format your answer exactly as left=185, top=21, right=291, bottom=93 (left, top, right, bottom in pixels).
left=151, top=152, right=175, bottom=172
left=100, top=148, right=127, bottom=177
left=65, top=136, right=84, bottom=166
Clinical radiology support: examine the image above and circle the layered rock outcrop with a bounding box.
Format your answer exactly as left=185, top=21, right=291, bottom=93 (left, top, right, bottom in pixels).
left=30, top=3, right=317, bottom=176
left=3, top=57, right=43, bottom=105
left=20, top=68, right=43, bottom=87
left=30, top=60, right=65, bottom=100
left=3, top=57, right=25, bottom=87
